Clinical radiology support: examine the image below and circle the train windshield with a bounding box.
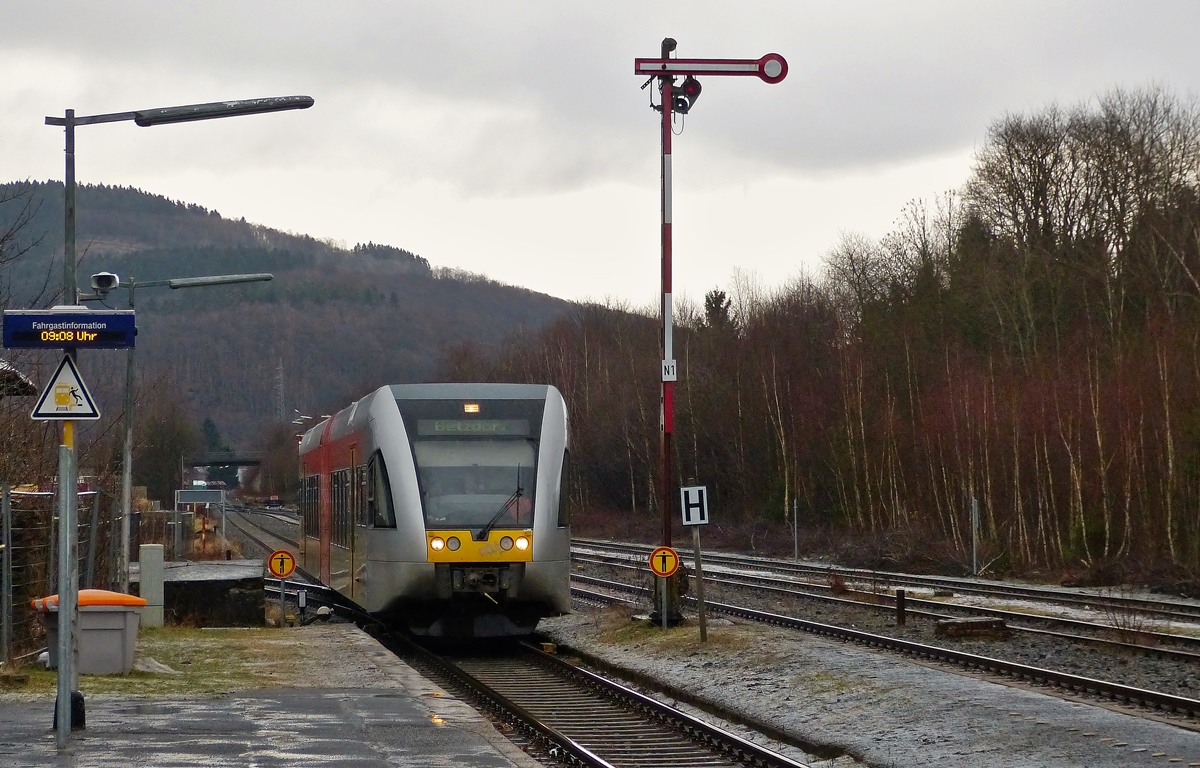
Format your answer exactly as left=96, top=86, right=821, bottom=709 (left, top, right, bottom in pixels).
left=398, top=398, right=544, bottom=531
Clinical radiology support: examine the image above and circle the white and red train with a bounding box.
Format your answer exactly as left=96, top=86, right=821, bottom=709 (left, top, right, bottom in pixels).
left=298, top=383, right=572, bottom=637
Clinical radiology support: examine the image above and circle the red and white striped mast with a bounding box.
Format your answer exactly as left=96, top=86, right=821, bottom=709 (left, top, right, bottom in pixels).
left=636, top=40, right=788, bottom=624
left=658, top=38, right=678, bottom=552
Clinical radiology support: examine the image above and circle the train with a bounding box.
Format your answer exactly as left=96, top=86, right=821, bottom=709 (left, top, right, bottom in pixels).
left=297, top=383, right=572, bottom=637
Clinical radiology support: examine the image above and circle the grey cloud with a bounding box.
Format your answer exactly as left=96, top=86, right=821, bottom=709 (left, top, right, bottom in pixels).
left=6, top=1, right=1200, bottom=193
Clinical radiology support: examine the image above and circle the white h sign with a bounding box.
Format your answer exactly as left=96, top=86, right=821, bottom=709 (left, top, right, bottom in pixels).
left=680, top=485, right=709, bottom=526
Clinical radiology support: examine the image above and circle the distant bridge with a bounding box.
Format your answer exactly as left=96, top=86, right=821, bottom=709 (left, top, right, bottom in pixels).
left=185, top=451, right=265, bottom=468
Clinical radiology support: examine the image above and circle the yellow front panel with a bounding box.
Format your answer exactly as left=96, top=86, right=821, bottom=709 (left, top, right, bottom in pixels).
left=425, top=529, right=533, bottom=563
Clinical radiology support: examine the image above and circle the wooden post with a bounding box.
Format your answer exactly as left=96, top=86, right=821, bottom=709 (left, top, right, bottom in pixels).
left=659, top=576, right=668, bottom=630
left=692, top=525, right=707, bottom=642
left=896, top=588, right=906, bottom=627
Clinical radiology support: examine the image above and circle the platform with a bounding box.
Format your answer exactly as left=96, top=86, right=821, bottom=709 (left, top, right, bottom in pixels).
left=0, top=623, right=539, bottom=767
left=129, top=558, right=267, bottom=583
left=130, top=559, right=267, bottom=626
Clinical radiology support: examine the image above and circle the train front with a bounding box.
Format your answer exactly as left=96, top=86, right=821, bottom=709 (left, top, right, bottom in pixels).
left=375, top=383, right=571, bottom=637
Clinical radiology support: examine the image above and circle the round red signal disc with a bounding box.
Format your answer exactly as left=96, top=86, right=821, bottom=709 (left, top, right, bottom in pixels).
left=649, top=546, right=680, bottom=578
left=758, top=53, right=788, bottom=84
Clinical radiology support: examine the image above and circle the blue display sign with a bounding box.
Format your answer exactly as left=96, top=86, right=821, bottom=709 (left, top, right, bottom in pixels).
left=3, top=310, right=136, bottom=349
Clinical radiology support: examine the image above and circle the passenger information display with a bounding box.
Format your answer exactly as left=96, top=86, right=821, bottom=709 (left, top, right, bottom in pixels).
left=3, top=310, right=136, bottom=349
left=417, top=419, right=530, bottom=436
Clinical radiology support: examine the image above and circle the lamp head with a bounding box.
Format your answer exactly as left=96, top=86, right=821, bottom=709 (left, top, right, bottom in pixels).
left=672, top=76, right=702, bottom=114
left=90, top=272, right=120, bottom=295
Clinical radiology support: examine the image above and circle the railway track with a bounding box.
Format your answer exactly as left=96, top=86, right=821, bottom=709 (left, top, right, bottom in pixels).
left=575, top=538, right=1200, bottom=625
left=574, top=547, right=1200, bottom=662
left=226, top=507, right=819, bottom=766
left=571, top=576, right=1200, bottom=723
left=223, top=506, right=299, bottom=552
left=384, top=632, right=817, bottom=767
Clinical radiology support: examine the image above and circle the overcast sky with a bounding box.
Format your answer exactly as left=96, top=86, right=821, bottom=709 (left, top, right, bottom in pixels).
left=3, top=2, right=1200, bottom=306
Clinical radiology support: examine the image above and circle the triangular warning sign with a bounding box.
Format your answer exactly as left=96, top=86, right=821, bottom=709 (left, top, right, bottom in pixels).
left=31, top=355, right=100, bottom=421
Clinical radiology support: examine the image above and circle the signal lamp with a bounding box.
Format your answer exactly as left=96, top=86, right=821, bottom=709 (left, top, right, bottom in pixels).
left=463, top=403, right=480, bottom=413
left=515, top=536, right=530, bottom=551
left=500, top=536, right=514, bottom=551
left=447, top=537, right=461, bottom=551
left=430, top=537, right=445, bottom=551
left=672, top=76, right=702, bottom=114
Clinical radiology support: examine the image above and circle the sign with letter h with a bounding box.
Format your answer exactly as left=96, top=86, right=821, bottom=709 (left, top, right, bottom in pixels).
left=680, top=485, right=709, bottom=526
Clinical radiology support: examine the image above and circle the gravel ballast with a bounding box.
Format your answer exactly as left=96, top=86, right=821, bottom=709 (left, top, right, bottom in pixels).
left=540, top=600, right=1200, bottom=767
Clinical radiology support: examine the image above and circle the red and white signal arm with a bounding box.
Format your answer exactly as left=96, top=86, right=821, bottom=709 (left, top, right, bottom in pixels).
left=634, top=53, right=788, bottom=84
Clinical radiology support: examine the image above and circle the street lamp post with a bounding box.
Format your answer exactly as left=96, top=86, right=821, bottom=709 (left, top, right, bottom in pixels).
left=113, top=273, right=274, bottom=594
left=43, top=95, right=311, bottom=749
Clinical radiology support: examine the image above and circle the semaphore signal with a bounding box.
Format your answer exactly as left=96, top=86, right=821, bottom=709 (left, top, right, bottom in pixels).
left=635, top=38, right=787, bottom=625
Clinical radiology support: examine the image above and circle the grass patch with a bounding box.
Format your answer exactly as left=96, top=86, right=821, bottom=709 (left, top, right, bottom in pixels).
left=789, top=669, right=855, bottom=696
left=581, top=605, right=761, bottom=656
left=0, top=626, right=309, bottom=697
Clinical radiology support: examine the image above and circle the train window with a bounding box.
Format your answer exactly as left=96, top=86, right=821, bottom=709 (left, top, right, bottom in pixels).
left=368, top=452, right=396, bottom=528
left=301, top=475, right=319, bottom=539
left=332, top=470, right=345, bottom=547
left=356, top=465, right=368, bottom=525
left=413, top=440, right=536, bottom=530
left=334, top=468, right=351, bottom=546
left=396, top=398, right=545, bottom=532
left=310, top=476, right=319, bottom=538
left=557, top=450, right=570, bottom=528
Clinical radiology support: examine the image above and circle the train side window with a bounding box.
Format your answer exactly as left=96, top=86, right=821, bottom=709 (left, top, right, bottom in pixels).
left=302, top=475, right=318, bottom=538
left=357, top=465, right=368, bottom=525
left=557, top=450, right=570, bottom=528
left=333, top=470, right=346, bottom=546
left=368, top=452, right=396, bottom=528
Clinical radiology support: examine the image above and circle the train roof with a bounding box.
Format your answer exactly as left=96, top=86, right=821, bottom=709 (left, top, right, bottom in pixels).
left=299, top=383, right=560, bottom=454
left=389, top=383, right=554, bottom=400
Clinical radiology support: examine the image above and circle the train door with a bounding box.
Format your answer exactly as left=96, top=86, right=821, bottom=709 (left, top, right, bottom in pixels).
left=349, top=446, right=361, bottom=600
left=319, top=431, right=332, bottom=584
left=298, top=462, right=307, bottom=559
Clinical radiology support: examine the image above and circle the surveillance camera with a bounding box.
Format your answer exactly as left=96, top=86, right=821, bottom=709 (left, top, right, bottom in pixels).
left=90, top=272, right=120, bottom=293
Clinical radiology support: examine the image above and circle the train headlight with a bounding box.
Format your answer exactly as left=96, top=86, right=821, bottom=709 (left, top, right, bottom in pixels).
left=500, top=536, right=514, bottom=551
left=447, top=536, right=461, bottom=551
left=430, top=537, right=445, bottom=551
left=515, top=536, right=530, bottom=551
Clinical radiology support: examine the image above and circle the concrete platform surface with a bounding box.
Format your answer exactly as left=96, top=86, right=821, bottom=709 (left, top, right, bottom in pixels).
left=0, top=623, right=541, bottom=768
left=129, top=559, right=266, bottom=582
left=0, top=688, right=532, bottom=767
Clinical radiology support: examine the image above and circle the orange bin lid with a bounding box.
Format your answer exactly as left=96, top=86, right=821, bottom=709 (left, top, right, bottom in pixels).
left=31, top=589, right=148, bottom=611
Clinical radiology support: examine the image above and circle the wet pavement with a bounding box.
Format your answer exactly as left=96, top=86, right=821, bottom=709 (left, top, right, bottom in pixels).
left=0, top=688, right=532, bottom=767
left=0, top=622, right=541, bottom=768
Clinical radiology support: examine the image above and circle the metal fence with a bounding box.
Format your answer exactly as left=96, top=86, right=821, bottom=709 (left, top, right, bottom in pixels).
left=0, top=483, right=120, bottom=666
left=136, top=507, right=196, bottom=561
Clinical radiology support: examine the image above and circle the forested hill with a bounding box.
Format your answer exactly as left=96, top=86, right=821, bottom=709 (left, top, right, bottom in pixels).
left=0, top=181, right=572, bottom=445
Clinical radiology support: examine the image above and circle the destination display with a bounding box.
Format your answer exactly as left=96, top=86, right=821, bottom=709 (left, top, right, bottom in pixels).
left=3, top=310, right=136, bottom=349
left=417, top=419, right=530, bottom=436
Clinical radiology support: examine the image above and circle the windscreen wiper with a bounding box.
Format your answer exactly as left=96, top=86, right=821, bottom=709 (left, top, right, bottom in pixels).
left=477, top=466, right=523, bottom=541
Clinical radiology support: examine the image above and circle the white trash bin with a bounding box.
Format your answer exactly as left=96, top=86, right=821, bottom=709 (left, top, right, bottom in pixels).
left=33, top=589, right=148, bottom=675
